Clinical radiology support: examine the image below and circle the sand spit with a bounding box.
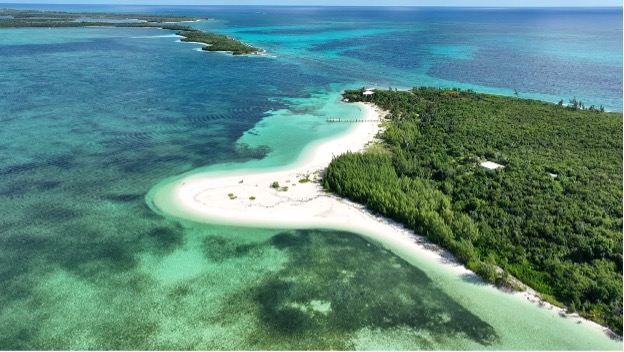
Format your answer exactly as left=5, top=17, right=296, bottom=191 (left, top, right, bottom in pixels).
left=148, top=101, right=617, bottom=341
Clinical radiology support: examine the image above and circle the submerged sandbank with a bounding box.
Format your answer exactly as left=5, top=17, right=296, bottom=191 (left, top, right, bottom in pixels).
left=147, top=101, right=620, bottom=347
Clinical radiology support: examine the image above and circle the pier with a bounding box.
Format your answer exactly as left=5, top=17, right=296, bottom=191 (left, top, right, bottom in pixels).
left=326, top=118, right=378, bottom=123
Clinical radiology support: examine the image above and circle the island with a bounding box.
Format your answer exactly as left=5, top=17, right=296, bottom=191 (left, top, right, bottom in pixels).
left=148, top=87, right=622, bottom=341
left=177, top=30, right=262, bottom=55
left=324, top=87, right=623, bottom=337
left=0, top=9, right=262, bottom=56
left=5, top=5, right=618, bottom=340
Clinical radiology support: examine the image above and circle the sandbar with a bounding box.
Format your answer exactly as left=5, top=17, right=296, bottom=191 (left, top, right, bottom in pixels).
left=147, top=101, right=616, bottom=339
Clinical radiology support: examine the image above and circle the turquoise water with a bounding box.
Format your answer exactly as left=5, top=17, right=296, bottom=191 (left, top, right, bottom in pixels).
left=0, top=5, right=622, bottom=350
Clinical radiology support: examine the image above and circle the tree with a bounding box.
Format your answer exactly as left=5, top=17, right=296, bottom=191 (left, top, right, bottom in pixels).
left=327, top=87, right=623, bottom=335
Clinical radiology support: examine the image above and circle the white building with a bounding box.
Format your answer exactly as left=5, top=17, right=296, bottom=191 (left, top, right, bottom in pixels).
left=480, top=161, right=504, bottom=171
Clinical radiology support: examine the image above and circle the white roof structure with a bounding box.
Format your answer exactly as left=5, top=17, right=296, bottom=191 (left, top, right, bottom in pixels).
left=363, top=90, right=375, bottom=96
left=480, top=161, right=504, bottom=170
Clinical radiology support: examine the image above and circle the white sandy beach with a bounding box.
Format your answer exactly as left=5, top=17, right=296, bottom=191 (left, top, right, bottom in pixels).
left=149, top=101, right=614, bottom=339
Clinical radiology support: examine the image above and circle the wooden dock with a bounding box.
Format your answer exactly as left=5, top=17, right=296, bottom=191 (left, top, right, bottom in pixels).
left=326, top=118, right=378, bottom=123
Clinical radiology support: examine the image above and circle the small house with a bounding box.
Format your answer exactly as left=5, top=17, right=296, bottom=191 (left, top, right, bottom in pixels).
left=480, top=161, right=504, bottom=171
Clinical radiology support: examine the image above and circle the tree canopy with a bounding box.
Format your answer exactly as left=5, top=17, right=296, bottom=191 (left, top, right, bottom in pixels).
left=324, top=87, right=623, bottom=335
left=0, top=9, right=262, bottom=55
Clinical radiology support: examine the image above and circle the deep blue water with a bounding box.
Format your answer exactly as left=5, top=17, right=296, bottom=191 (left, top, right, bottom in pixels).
left=0, top=5, right=621, bottom=350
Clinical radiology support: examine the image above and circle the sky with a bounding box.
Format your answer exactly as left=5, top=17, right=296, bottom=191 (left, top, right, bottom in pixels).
left=5, top=0, right=622, bottom=7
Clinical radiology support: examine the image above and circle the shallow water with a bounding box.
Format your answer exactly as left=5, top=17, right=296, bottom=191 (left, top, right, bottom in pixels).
left=0, top=5, right=621, bottom=350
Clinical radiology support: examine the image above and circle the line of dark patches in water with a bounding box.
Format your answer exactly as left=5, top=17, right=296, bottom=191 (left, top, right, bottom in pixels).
left=223, top=112, right=269, bottom=124
left=98, top=131, right=154, bottom=138
left=0, top=192, right=114, bottom=205
left=0, top=167, right=165, bottom=197
left=0, top=183, right=46, bottom=200
left=2, top=217, right=184, bottom=265
left=0, top=174, right=129, bottom=198
left=68, top=124, right=184, bottom=138
left=0, top=38, right=139, bottom=57
left=0, top=162, right=40, bottom=177
left=23, top=203, right=85, bottom=222
left=0, top=181, right=42, bottom=198
left=46, top=154, right=77, bottom=170
left=178, top=123, right=255, bottom=140
left=150, top=154, right=188, bottom=164
left=0, top=154, right=77, bottom=177
left=226, top=105, right=270, bottom=113
left=0, top=216, right=54, bottom=230
left=183, top=111, right=272, bottom=127
left=105, top=193, right=145, bottom=203
left=99, top=138, right=155, bottom=149
left=110, top=156, right=177, bottom=175
left=35, top=180, right=63, bottom=192
left=185, top=114, right=230, bottom=126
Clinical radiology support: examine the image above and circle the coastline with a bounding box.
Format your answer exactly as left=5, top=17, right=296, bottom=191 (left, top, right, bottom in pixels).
left=2, top=6, right=621, bottom=349
left=175, top=30, right=263, bottom=55
left=149, top=102, right=387, bottom=230
left=147, top=101, right=619, bottom=343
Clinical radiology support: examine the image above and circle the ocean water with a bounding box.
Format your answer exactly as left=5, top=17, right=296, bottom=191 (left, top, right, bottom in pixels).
left=0, top=4, right=621, bottom=350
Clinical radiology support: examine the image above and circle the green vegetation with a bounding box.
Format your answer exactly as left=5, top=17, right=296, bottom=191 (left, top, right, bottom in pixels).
left=324, top=87, right=623, bottom=335
left=249, top=196, right=256, bottom=200
left=0, top=9, right=262, bottom=55
left=177, top=30, right=261, bottom=55
left=0, top=8, right=198, bottom=30
left=269, top=182, right=289, bottom=192
left=228, top=193, right=237, bottom=200
left=0, top=8, right=202, bottom=23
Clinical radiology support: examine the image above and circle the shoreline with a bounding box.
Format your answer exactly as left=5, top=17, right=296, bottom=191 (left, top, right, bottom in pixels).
left=175, top=30, right=264, bottom=56
left=147, top=101, right=619, bottom=343
left=149, top=102, right=386, bottom=229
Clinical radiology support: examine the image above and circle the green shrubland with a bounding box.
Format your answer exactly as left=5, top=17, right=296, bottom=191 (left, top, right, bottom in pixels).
left=324, top=87, right=623, bottom=335
left=0, top=9, right=261, bottom=55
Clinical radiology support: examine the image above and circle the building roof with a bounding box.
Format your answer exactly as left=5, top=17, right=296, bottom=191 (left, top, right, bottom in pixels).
left=363, top=90, right=374, bottom=95
left=480, top=161, right=505, bottom=170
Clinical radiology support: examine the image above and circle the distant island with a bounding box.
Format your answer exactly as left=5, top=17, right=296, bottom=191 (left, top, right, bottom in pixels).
left=324, top=87, right=623, bottom=337
left=0, top=9, right=262, bottom=55
left=177, top=30, right=262, bottom=55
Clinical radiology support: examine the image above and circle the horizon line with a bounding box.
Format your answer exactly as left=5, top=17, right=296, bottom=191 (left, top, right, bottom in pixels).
left=1, top=2, right=622, bottom=8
